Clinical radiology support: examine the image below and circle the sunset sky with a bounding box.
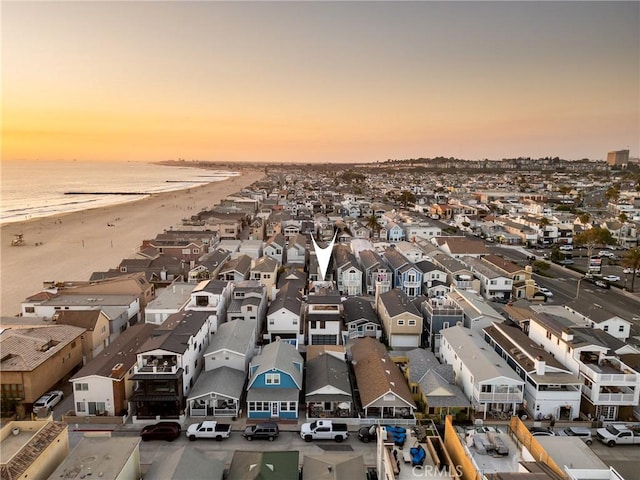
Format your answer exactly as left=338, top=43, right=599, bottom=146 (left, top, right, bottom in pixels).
left=2, top=1, right=638, bottom=164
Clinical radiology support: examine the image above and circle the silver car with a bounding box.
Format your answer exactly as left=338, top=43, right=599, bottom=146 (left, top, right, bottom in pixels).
left=33, top=390, right=64, bottom=414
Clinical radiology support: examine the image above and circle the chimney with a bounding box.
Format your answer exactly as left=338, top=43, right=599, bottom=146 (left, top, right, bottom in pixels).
left=111, top=363, right=125, bottom=378
left=534, top=356, right=545, bottom=375
left=561, top=328, right=574, bottom=342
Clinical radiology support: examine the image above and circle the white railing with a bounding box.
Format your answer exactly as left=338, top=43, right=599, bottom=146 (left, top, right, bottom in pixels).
left=596, top=393, right=636, bottom=404
left=136, top=365, right=179, bottom=374
left=579, top=364, right=638, bottom=383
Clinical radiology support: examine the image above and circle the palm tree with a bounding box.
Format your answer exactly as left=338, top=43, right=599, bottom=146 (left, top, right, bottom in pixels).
left=365, top=214, right=382, bottom=239
left=621, top=247, right=640, bottom=292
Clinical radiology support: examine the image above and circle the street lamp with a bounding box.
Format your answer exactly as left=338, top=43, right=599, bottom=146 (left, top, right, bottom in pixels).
left=575, top=277, right=582, bottom=300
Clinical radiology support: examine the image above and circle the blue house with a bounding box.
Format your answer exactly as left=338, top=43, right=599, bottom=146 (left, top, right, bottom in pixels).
left=383, top=246, right=423, bottom=298
left=246, top=340, right=303, bottom=419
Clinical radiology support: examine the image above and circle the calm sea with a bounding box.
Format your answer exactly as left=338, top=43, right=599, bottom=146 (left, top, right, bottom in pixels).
left=0, top=161, right=237, bottom=225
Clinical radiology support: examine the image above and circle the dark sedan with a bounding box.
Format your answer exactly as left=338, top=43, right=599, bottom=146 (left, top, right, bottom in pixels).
left=140, top=422, right=182, bottom=441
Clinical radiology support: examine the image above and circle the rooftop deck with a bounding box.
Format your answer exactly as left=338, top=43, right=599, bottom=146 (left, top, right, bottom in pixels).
left=455, top=424, right=523, bottom=477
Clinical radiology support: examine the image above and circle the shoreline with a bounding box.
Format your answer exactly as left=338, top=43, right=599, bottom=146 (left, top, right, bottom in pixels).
left=0, top=169, right=265, bottom=317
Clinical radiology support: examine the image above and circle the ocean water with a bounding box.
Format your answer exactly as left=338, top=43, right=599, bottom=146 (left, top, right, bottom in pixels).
left=0, top=160, right=237, bottom=225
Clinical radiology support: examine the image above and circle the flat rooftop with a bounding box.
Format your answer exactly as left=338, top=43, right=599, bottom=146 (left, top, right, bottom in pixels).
left=455, top=424, right=523, bottom=476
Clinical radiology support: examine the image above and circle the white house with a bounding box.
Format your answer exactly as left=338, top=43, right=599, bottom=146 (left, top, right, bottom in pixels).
left=404, top=222, right=441, bottom=242
left=204, top=319, right=256, bottom=372
left=440, top=325, right=524, bottom=419
left=483, top=323, right=582, bottom=421
left=266, top=282, right=303, bottom=345
left=184, top=279, right=232, bottom=333
left=144, top=282, right=193, bottom=325
left=460, top=256, right=512, bottom=302
left=286, top=233, right=307, bottom=266
left=528, top=311, right=640, bottom=421
left=130, top=310, right=213, bottom=422
left=306, top=289, right=343, bottom=346
left=70, top=323, right=156, bottom=417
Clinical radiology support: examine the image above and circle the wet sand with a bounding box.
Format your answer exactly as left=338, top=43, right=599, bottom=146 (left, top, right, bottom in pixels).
left=0, top=169, right=264, bottom=316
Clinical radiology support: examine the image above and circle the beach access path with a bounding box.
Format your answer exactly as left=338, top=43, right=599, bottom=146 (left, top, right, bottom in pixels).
left=0, top=169, right=265, bottom=317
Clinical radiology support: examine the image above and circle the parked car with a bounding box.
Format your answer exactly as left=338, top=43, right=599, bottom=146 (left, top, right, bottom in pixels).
left=558, top=259, right=574, bottom=265
left=32, top=390, right=64, bottom=414
left=529, top=426, right=555, bottom=437
left=186, top=420, right=232, bottom=441
left=243, top=422, right=279, bottom=441
left=560, top=426, right=593, bottom=445
left=559, top=245, right=573, bottom=251
left=603, top=275, right=620, bottom=282
left=537, top=287, right=553, bottom=298
left=140, top=422, right=182, bottom=441
left=598, top=250, right=615, bottom=258
left=623, top=268, right=634, bottom=274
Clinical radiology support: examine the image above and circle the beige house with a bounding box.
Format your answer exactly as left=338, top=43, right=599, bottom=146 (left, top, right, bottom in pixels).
left=53, top=310, right=111, bottom=362
left=376, top=288, right=423, bottom=348
left=0, top=420, right=69, bottom=480
left=53, top=272, right=155, bottom=310
left=250, top=255, right=279, bottom=301
left=0, top=326, right=84, bottom=416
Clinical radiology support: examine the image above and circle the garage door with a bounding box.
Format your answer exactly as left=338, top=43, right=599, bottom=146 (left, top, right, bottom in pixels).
left=390, top=334, right=419, bottom=348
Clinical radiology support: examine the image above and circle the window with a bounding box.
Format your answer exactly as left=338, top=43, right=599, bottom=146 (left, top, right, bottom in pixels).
left=25, top=307, right=35, bottom=313
left=619, top=325, right=625, bottom=332
left=443, top=322, right=450, bottom=329
left=603, top=325, right=609, bottom=332
left=76, top=402, right=86, bottom=413
left=408, top=320, right=417, bottom=326
left=481, top=384, right=492, bottom=393
left=88, top=402, right=106, bottom=415
left=546, top=331, right=552, bottom=340
left=490, top=280, right=497, bottom=285
left=397, top=319, right=405, bottom=326
left=1, top=384, right=24, bottom=399
left=75, top=383, right=89, bottom=391
left=266, top=373, right=280, bottom=385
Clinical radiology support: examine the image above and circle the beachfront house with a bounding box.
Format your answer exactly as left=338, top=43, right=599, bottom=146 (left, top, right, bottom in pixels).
left=246, top=340, right=303, bottom=420
left=144, top=281, right=193, bottom=325
left=21, top=293, right=141, bottom=342
left=70, top=323, right=155, bottom=418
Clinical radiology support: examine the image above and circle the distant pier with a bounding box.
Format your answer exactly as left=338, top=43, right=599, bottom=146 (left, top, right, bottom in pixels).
left=64, top=192, right=147, bottom=195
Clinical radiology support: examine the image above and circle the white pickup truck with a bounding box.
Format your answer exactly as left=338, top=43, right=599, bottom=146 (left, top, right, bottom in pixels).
left=595, top=424, right=640, bottom=447
left=186, top=421, right=232, bottom=441
left=300, top=419, right=349, bottom=442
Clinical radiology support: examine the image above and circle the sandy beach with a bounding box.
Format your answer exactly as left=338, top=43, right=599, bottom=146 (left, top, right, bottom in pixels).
left=0, top=169, right=264, bottom=317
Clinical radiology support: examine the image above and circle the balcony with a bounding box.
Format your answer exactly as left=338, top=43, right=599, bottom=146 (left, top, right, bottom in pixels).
left=582, top=385, right=637, bottom=405
left=579, top=361, right=639, bottom=384
left=474, top=386, right=523, bottom=403
left=137, top=355, right=179, bottom=374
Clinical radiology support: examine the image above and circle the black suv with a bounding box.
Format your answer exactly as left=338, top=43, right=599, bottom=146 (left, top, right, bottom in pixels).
left=243, top=422, right=279, bottom=441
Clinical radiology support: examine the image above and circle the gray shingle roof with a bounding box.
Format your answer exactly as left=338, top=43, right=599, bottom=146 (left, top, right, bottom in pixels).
left=305, top=353, right=352, bottom=400
left=206, top=319, right=255, bottom=356
left=187, top=366, right=246, bottom=401
left=378, top=289, right=421, bottom=318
